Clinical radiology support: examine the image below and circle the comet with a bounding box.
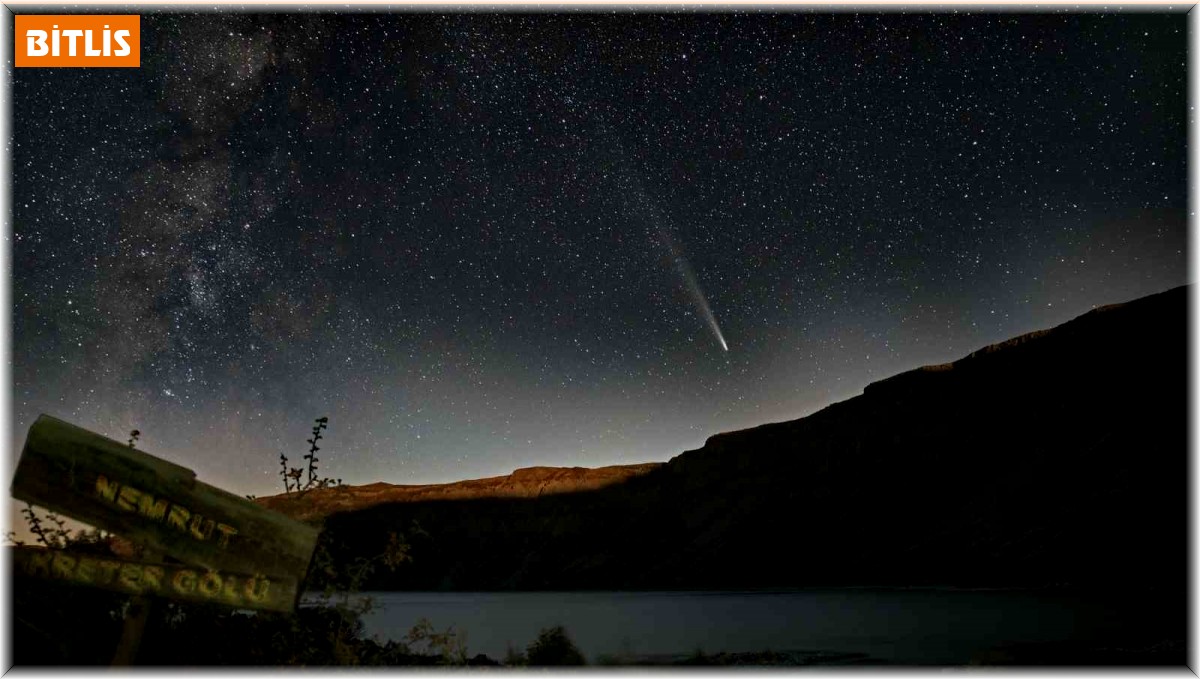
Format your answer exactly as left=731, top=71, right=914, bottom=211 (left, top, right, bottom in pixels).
left=656, top=226, right=729, bottom=352
left=602, top=130, right=730, bottom=353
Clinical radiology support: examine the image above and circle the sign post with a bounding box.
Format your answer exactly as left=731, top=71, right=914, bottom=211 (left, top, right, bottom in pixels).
left=110, top=549, right=159, bottom=666
left=9, top=414, right=324, bottom=663
left=11, top=414, right=321, bottom=587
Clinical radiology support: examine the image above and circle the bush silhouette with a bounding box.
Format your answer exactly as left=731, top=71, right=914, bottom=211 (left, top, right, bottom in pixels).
left=525, top=625, right=585, bottom=666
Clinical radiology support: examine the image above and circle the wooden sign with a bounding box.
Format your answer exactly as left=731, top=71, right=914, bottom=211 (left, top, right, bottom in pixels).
left=11, top=545, right=301, bottom=613
left=10, top=415, right=320, bottom=606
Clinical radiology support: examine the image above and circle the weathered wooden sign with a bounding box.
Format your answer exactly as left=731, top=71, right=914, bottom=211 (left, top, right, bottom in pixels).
left=10, top=414, right=320, bottom=609
left=11, top=545, right=301, bottom=613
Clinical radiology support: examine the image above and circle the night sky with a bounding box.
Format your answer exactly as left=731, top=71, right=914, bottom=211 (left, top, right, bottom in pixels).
left=9, top=11, right=1188, bottom=499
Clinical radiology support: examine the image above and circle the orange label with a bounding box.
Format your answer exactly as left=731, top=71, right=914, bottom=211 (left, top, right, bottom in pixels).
left=15, top=15, right=140, bottom=67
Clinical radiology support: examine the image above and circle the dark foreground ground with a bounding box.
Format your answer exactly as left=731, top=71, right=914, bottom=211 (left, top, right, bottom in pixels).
left=10, top=573, right=1187, bottom=667
left=609, top=640, right=1186, bottom=666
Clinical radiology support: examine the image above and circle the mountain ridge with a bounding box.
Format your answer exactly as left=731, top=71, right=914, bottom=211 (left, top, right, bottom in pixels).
left=265, top=293, right=1165, bottom=520
left=258, top=463, right=661, bottom=522
left=291, top=285, right=1185, bottom=596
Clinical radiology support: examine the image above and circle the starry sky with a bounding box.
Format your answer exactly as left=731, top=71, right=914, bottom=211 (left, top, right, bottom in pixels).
left=9, top=11, right=1188, bottom=499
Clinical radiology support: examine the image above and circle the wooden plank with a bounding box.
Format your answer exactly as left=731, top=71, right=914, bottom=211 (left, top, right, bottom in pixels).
left=110, top=549, right=159, bottom=666
left=10, top=414, right=320, bottom=587
left=110, top=592, right=153, bottom=665
left=11, top=546, right=301, bottom=613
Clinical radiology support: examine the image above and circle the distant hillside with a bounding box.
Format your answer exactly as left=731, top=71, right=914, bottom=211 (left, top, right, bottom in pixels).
left=302, top=286, right=1187, bottom=598
left=258, top=464, right=661, bottom=522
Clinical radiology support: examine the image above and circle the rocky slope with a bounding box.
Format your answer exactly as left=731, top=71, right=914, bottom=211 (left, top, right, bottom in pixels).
left=258, top=463, right=661, bottom=522
left=301, top=286, right=1186, bottom=599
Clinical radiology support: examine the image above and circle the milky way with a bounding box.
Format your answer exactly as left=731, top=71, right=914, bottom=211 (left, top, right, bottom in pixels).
left=9, top=12, right=1188, bottom=500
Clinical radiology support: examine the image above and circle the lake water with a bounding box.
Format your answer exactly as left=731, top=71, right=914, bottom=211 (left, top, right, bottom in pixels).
left=330, top=588, right=1172, bottom=665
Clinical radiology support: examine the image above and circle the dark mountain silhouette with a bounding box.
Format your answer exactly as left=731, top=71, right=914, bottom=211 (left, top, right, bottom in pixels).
left=301, top=286, right=1186, bottom=598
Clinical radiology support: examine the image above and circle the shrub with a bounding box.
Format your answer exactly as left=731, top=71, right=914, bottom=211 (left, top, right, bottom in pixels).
left=525, top=625, right=586, bottom=666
